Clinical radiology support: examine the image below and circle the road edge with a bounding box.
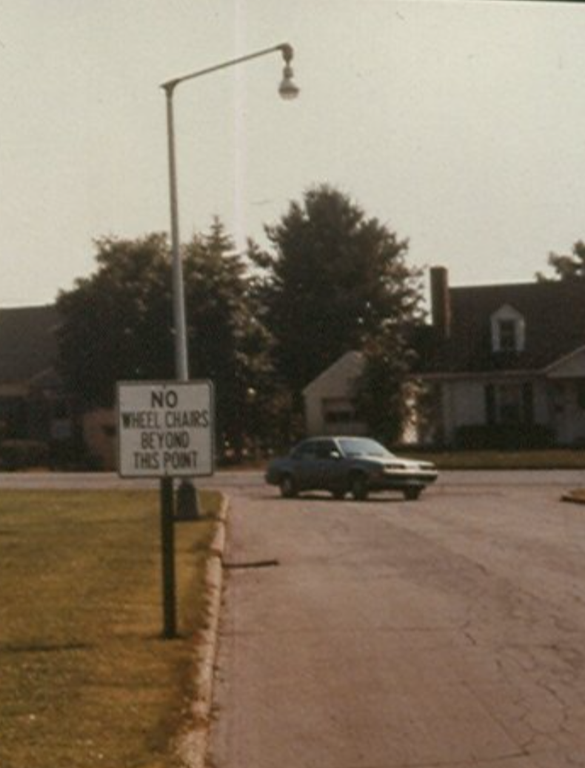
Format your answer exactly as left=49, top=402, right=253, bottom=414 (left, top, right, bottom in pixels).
left=176, top=493, right=229, bottom=768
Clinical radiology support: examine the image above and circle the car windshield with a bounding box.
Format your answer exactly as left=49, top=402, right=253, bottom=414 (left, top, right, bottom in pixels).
left=338, top=438, right=393, bottom=458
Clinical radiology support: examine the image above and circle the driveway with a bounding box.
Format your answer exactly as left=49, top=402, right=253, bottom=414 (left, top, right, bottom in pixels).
left=208, top=473, right=585, bottom=768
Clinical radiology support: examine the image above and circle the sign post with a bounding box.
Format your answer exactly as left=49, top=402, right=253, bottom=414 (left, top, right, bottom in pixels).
left=117, top=380, right=214, bottom=639
left=160, top=476, right=176, bottom=638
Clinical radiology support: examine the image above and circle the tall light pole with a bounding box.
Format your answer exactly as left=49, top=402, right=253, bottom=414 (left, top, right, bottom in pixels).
left=160, top=44, right=299, bottom=519
left=162, top=43, right=299, bottom=383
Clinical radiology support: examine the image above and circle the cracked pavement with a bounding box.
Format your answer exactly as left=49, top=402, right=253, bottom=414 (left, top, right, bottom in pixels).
left=208, top=473, right=585, bottom=768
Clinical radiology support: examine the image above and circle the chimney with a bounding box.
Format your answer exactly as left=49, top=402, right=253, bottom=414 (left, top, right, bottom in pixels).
left=430, top=266, right=451, bottom=341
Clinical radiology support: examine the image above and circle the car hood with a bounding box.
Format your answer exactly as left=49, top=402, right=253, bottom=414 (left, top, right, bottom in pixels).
left=359, top=456, right=436, bottom=471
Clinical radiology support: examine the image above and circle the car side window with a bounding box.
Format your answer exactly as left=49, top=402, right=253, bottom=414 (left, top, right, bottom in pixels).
left=315, top=440, right=337, bottom=459
left=293, top=443, right=317, bottom=460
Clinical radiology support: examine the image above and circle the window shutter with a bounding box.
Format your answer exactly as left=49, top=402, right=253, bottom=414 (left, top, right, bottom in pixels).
left=522, top=382, right=534, bottom=424
left=485, top=384, right=496, bottom=425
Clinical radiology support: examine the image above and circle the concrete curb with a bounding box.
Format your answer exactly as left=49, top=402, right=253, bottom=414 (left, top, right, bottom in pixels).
left=176, top=494, right=229, bottom=768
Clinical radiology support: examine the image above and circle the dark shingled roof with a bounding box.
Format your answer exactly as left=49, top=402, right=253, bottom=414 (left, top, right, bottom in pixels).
left=418, top=280, right=585, bottom=374
left=0, top=305, right=60, bottom=385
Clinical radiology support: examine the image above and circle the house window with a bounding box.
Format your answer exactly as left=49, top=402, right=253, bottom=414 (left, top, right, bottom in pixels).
left=498, top=383, right=522, bottom=423
left=498, top=320, right=517, bottom=352
left=490, top=305, right=525, bottom=353
left=322, top=398, right=357, bottom=424
left=485, top=382, right=534, bottom=424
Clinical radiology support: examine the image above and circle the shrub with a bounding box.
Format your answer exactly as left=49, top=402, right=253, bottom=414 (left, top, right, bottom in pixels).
left=454, top=424, right=554, bottom=450
left=0, top=440, right=50, bottom=471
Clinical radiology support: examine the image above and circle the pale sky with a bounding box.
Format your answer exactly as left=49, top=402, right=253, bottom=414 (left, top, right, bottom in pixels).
left=1, top=0, right=584, bottom=306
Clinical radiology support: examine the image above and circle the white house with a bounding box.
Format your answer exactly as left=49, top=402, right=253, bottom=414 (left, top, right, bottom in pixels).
left=418, top=267, right=585, bottom=447
left=303, top=267, right=585, bottom=448
left=303, top=350, right=367, bottom=436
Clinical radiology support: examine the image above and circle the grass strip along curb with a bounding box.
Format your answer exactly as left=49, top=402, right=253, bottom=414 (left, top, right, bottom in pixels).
left=175, top=494, right=228, bottom=768
left=0, top=489, right=226, bottom=768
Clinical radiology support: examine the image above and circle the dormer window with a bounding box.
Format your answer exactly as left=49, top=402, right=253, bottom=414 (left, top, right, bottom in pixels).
left=491, top=305, right=525, bottom=353
left=498, top=319, right=517, bottom=351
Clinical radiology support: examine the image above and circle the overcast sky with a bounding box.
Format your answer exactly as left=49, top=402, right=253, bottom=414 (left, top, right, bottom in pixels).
left=1, top=0, right=584, bottom=306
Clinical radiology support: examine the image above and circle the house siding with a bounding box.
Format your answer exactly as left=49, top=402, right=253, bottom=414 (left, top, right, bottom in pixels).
left=440, top=380, right=485, bottom=443
left=303, top=351, right=366, bottom=437
left=435, top=376, right=552, bottom=445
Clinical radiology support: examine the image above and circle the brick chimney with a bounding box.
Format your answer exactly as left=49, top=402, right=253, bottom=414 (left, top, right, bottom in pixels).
left=430, top=266, right=451, bottom=341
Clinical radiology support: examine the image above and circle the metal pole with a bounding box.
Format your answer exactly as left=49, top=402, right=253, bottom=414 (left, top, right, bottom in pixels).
left=164, top=85, right=190, bottom=382
left=161, top=43, right=297, bottom=383
left=161, top=43, right=293, bottom=92
left=164, top=82, right=198, bottom=521
left=160, top=477, right=177, bottom=639
left=161, top=44, right=297, bottom=519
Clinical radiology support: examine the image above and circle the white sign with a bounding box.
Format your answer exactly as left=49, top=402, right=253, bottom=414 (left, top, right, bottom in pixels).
left=117, top=381, right=214, bottom=478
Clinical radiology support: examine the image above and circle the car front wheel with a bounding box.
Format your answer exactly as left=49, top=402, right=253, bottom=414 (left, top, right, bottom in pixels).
left=350, top=473, right=369, bottom=501
left=279, top=474, right=298, bottom=498
left=404, top=486, right=422, bottom=501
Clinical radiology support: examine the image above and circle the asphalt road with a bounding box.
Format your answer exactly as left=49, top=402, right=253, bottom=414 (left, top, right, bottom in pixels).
left=207, top=472, right=585, bottom=768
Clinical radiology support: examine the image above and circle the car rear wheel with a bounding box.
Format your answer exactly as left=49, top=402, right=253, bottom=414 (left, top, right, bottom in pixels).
left=279, top=474, right=298, bottom=498
left=404, top=486, right=422, bottom=501
left=350, top=473, right=369, bottom=501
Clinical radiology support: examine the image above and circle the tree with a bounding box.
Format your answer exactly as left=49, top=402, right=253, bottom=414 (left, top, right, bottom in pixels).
left=57, top=233, right=174, bottom=408
left=537, top=240, right=585, bottom=281
left=250, top=184, right=424, bottom=439
left=356, top=327, right=419, bottom=445
left=57, top=222, right=274, bottom=457
left=183, top=220, right=274, bottom=456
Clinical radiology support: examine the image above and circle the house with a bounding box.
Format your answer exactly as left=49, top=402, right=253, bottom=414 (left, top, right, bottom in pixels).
left=0, top=305, right=73, bottom=448
left=302, top=349, right=420, bottom=443
left=303, top=267, right=585, bottom=449
left=0, top=305, right=116, bottom=469
left=303, top=350, right=367, bottom=437
left=419, top=266, right=585, bottom=447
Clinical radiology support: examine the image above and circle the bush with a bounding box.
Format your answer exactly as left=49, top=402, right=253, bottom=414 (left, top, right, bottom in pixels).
left=0, top=440, right=50, bottom=471
left=454, top=424, right=554, bottom=450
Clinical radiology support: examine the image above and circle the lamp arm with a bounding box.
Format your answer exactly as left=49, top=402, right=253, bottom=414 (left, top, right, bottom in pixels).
left=161, top=42, right=294, bottom=93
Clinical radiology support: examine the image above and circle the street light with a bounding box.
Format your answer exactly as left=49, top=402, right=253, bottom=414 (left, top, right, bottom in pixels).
left=161, top=42, right=299, bottom=383
left=161, top=43, right=299, bottom=516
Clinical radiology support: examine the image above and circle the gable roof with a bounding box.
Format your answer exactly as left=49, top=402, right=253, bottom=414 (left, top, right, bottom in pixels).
left=303, top=350, right=364, bottom=396
left=418, top=279, right=585, bottom=375
left=0, top=305, right=60, bottom=385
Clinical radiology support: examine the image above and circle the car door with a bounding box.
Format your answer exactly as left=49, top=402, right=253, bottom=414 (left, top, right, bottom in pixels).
left=291, top=441, right=319, bottom=491
left=313, top=439, right=343, bottom=492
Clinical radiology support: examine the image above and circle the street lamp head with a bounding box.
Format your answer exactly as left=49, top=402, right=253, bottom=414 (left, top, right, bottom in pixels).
left=278, top=43, right=299, bottom=100
left=279, top=64, right=300, bottom=100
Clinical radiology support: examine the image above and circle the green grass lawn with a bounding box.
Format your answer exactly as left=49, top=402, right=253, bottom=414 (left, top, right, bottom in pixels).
left=0, top=489, right=221, bottom=768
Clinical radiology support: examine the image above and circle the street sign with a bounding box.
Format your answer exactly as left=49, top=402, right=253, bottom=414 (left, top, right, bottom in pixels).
left=117, top=380, right=214, bottom=478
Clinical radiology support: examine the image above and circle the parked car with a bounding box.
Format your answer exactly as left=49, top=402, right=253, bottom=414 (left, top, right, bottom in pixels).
left=265, top=436, right=438, bottom=501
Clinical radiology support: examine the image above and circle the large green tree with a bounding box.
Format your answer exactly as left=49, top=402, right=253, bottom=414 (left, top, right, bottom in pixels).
left=57, top=233, right=174, bottom=407
left=183, top=220, right=274, bottom=455
left=57, top=222, right=273, bottom=455
left=250, top=184, right=423, bottom=439
left=356, top=326, right=420, bottom=445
